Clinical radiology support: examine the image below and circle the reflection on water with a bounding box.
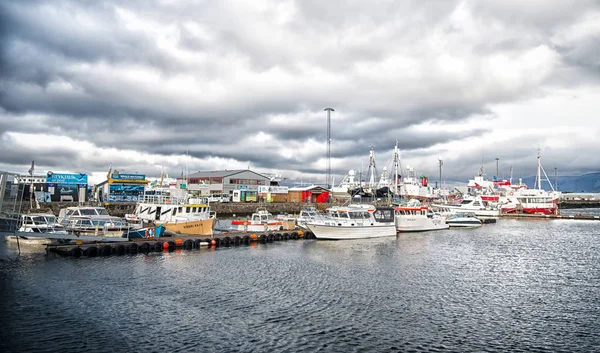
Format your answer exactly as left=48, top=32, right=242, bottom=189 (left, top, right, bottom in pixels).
left=1, top=216, right=599, bottom=352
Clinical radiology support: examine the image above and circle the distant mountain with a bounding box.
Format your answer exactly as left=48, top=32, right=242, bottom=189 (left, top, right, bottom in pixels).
left=520, top=172, right=600, bottom=193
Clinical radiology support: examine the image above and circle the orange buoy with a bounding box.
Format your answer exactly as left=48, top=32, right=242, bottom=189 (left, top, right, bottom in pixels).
left=250, top=233, right=257, bottom=240
left=211, top=240, right=216, bottom=246
left=162, top=242, right=169, bottom=249
left=297, top=230, right=304, bottom=236
left=175, top=238, right=184, bottom=246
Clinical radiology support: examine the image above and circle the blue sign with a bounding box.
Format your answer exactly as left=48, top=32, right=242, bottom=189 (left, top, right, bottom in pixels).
left=46, top=172, right=88, bottom=184
left=111, top=172, right=145, bottom=181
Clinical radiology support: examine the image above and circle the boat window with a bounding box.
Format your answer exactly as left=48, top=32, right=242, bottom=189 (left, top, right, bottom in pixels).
left=32, top=216, right=47, bottom=224
left=178, top=207, right=182, bottom=213
left=172, top=209, right=177, bottom=216
left=192, top=207, right=197, bottom=213
left=186, top=207, right=190, bottom=213
left=24, top=217, right=33, bottom=225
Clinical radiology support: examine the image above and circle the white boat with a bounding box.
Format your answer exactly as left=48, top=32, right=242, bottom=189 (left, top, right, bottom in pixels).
left=305, top=204, right=396, bottom=240
left=446, top=212, right=483, bottom=228
left=5, top=213, right=68, bottom=245
left=133, top=190, right=216, bottom=235
left=394, top=200, right=449, bottom=232
left=231, top=207, right=284, bottom=232
left=58, top=206, right=133, bottom=237
left=331, top=169, right=361, bottom=200
left=432, top=195, right=500, bottom=218
left=295, top=205, right=321, bottom=230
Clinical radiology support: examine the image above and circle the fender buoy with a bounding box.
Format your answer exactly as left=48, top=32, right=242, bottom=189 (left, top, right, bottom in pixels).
left=116, top=245, right=126, bottom=255
left=70, top=247, right=83, bottom=258
left=86, top=246, right=98, bottom=257
left=128, top=243, right=138, bottom=254
left=100, top=245, right=112, bottom=256
left=140, top=242, right=150, bottom=253
left=145, top=228, right=156, bottom=238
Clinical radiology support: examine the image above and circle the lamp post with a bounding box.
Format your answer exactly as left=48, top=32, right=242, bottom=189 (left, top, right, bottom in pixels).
left=495, top=157, right=499, bottom=179
left=438, top=157, right=443, bottom=191
left=324, top=108, right=334, bottom=190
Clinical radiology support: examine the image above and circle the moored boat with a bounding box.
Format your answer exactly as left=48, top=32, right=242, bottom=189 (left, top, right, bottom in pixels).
left=446, top=212, right=483, bottom=228
left=305, top=204, right=396, bottom=240
left=4, top=213, right=68, bottom=245
left=133, top=191, right=216, bottom=236
left=231, top=207, right=284, bottom=232
left=395, top=200, right=449, bottom=232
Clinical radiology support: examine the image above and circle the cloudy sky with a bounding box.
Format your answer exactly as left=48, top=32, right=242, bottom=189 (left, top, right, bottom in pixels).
left=1, top=0, right=599, bottom=186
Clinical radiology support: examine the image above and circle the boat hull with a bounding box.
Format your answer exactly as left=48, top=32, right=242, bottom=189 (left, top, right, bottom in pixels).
left=163, top=218, right=215, bottom=236
left=395, top=217, right=449, bottom=232
left=5, top=235, right=52, bottom=245
left=446, top=220, right=482, bottom=228
left=305, top=223, right=396, bottom=240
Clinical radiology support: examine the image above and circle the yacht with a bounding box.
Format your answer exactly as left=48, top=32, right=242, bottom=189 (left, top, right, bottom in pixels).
left=395, top=200, right=449, bottom=232
left=305, top=204, right=396, bottom=240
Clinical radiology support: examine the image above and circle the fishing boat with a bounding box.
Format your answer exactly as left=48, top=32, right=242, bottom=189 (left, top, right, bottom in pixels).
left=446, top=212, right=483, bottom=228
left=304, top=204, right=396, bottom=240
left=125, top=224, right=165, bottom=239
left=4, top=213, right=68, bottom=245
left=395, top=200, right=449, bottom=232
left=133, top=190, right=216, bottom=236
left=231, top=207, right=284, bottom=232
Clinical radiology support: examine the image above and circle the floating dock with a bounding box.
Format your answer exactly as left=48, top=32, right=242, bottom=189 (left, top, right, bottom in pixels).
left=501, top=213, right=600, bottom=221
left=46, top=229, right=315, bottom=258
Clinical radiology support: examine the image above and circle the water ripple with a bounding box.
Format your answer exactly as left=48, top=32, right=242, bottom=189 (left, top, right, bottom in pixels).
left=1, top=216, right=599, bottom=352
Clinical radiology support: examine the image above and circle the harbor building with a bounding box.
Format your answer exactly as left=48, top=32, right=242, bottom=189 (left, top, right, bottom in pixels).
left=95, top=171, right=150, bottom=203
left=288, top=185, right=330, bottom=203
left=180, top=169, right=273, bottom=202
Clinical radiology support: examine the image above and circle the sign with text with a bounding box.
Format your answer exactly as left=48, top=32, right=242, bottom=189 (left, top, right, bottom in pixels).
left=111, top=172, right=145, bottom=181
left=46, top=172, right=88, bottom=184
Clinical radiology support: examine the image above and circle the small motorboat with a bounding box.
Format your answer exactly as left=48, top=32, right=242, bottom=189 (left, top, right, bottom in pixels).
left=446, top=212, right=483, bottom=228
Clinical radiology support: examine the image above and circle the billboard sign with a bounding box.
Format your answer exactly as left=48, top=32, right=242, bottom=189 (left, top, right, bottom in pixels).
left=46, top=172, right=88, bottom=184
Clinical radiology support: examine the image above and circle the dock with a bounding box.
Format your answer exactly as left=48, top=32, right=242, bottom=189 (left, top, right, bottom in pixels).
left=45, top=229, right=315, bottom=258
left=501, top=213, right=600, bottom=221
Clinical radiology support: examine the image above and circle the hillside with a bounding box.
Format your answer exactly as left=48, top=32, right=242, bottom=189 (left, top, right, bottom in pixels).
left=520, top=172, right=600, bottom=193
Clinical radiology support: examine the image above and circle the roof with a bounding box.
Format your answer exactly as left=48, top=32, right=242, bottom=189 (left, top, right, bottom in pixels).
left=288, top=185, right=330, bottom=192
left=187, top=169, right=269, bottom=179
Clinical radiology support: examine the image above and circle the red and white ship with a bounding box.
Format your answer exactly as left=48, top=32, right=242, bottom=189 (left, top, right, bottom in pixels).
left=465, top=148, right=561, bottom=215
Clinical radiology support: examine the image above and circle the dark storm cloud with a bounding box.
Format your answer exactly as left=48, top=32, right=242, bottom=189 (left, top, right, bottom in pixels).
left=0, top=0, right=599, bottom=183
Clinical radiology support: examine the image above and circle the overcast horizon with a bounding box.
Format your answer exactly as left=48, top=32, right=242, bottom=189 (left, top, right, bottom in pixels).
left=1, top=1, right=599, bottom=186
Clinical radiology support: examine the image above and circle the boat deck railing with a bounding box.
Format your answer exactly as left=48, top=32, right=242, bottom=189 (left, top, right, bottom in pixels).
left=140, top=194, right=190, bottom=205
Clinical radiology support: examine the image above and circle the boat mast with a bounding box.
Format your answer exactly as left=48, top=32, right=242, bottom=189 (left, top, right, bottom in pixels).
left=537, top=146, right=542, bottom=190
left=367, top=146, right=377, bottom=188
left=393, top=141, right=399, bottom=196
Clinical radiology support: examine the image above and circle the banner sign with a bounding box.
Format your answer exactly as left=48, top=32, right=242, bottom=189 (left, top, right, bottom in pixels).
left=111, top=172, right=145, bottom=181
left=46, top=172, right=88, bottom=184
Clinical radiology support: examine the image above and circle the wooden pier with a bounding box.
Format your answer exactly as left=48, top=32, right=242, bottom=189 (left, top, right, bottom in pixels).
left=46, top=229, right=315, bottom=258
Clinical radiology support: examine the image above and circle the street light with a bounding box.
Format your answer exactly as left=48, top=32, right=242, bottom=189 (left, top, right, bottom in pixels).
left=324, top=108, right=334, bottom=190
left=438, top=157, right=443, bottom=191
left=495, top=157, right=499, bottom=179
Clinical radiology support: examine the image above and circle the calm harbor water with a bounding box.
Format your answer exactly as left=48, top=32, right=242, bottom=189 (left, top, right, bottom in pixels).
left=1, top=212, right=599, bottom=352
